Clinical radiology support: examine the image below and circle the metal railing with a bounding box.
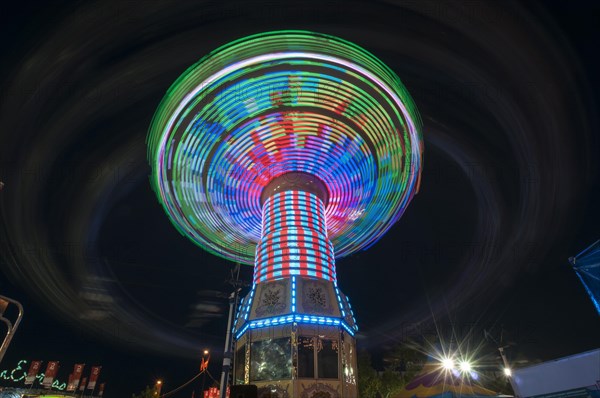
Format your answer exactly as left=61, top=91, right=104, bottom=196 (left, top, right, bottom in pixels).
left=0, top=295, right=24, bottom=366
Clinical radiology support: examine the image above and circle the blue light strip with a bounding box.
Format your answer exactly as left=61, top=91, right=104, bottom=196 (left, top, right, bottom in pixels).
left=575, top=271, right=600, bottom=316
left=342, top=321, right=356, bottom=336
left=243, top=285, right=256, bottom=321
left=346, top=295, right=358, bottom=331
left=291, top=276, right=297, bottom=313
left=234, top=297, right=244, bottom=324
left=333, top=282, right=346, bottom=318
left=235, top=313, right=355, bottom=340
left=236, top=324, right=249, bottom=339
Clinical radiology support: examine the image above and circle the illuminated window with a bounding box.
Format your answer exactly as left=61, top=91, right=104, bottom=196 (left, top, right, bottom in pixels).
left=317, top=339, right=339, bottom=379
left=234, top=344, right=246, bottom=384
left=297, top=337, right=315, bottom=378
left=250, top=338, right=292, bottom=381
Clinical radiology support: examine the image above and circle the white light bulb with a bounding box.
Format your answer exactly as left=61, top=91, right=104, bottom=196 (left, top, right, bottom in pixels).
left=459, top=361, right=472, bottom=372
left=441, top=358, right=455, bottom=370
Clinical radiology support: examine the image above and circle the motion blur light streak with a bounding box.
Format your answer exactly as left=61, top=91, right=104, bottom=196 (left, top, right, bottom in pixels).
left=147, top=30, right=422, bottom=264
left=0, top=1, right=598, bottom=394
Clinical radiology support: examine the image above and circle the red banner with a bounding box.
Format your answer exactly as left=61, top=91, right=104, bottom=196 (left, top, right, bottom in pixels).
left=66, top=364, right=85, bottom=391
left=66, top=374, right=74, bottom=391
left=204, top=387, right=229, bottom=398
left=206, top=387, right=219, bottom=398
left=87, top=366, right=102, bottom=389
left=98, top=382, right=106, bottom=396
left=24, top=360, right=42, bottom=385
left=79, top=376, right=87, bottom=391
left=42, top=361, right=59, bottom=387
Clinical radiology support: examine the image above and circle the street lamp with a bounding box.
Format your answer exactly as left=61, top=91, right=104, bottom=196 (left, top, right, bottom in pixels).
left=154, top=380, right=163, bottom=396
left=200, top=350, right=210, bottom=395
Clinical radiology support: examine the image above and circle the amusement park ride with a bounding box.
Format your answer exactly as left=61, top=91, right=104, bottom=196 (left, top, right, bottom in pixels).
left=147, top=31, right=423, bottom=398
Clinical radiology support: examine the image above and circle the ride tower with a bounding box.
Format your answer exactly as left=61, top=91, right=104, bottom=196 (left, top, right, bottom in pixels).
left=147, top=31, right=423, bottom=398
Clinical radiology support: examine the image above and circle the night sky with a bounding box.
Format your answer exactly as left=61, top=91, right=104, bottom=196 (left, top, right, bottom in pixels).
left=1, top=0, right=599, bottom=396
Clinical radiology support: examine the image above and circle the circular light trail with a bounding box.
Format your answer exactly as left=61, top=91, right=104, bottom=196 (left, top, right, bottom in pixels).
left=147, top=30, right=423, bottom=264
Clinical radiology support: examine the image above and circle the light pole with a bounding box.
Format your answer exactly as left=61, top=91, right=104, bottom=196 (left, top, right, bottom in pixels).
left=498, top=346, right=519, bottom=397
left=200, top=349, right=209, bottom=395
left=154, top=379, right=163, bottom=397
left=219, top=263, right=243, bottom=398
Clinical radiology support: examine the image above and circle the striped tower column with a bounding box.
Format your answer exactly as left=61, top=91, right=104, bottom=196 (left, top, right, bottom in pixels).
left=254, top=189, right=336, bottom=284
left=232, top=172, right=358, bottom=397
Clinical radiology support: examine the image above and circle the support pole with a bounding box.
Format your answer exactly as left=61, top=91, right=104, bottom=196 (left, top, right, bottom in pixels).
left=499, top=346, right=519, bottom=397
left=219, top=290, right=238, bottom=398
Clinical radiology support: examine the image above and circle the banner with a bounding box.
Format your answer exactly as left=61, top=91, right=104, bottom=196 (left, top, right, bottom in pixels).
left=79, top=376, right=87, bottom=391
left=98, top=382, right=106, bottom=396
left=204, top=387, right=229, bottom=398
left=87, top=366, right=102, bottom=389
left=42, top=361, right=59, bottom=388
left=66, top=374, right=74, bottom=391
left=66, top=364, right=85, bottom=391
left=24, top=360, right=42, bottom=385
left=200, top=357, right=209, bottom=372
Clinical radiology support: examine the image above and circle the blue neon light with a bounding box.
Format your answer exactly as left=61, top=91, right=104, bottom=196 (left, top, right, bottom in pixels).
left=235, top=276, right=358, bottom=339
left=292, top=276, right=297, bottom=312
left=235, top=313, right=354, bottom=340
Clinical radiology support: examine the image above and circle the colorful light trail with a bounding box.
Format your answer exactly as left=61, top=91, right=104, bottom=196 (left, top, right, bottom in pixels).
left=147, top=30, right=423, bottom=264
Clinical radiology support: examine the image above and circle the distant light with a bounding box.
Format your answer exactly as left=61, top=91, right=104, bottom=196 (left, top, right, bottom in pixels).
left=156, top=380, right=162, bottom=385
left=204, top=349, right=209, bottom=355
left=459, top=361, right=472, bottom=372
left=441, top=358, right=455, bottom=370
left=504, top=367, right=512, bottom=377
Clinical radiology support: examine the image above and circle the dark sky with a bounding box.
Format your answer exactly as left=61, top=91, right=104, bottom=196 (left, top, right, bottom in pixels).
left=1, top=0, right=599, bottom=396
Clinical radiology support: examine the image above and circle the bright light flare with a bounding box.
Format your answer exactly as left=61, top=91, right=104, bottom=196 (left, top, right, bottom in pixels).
left=459, top=361, right=472, bottom=372
left=441, top=358, right=455, bottom=370
left=504, top=367, right=512, bottom=376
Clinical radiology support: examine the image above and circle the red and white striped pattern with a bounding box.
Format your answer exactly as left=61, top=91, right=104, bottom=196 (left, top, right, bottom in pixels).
left=254, top=190, right=336, bottom=283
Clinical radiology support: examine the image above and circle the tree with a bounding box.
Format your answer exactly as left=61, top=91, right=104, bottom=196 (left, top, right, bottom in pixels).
left=132, top=385, right=157, bottom=398
left=485, top=374, right=514, bottom=395
left=357, top=342, right=427, bottom=398
left=384, top=342, right=426, bottom=377
left=379, top=368, right=405, bottom=398
left=357, top=351, right=381, bottom=398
